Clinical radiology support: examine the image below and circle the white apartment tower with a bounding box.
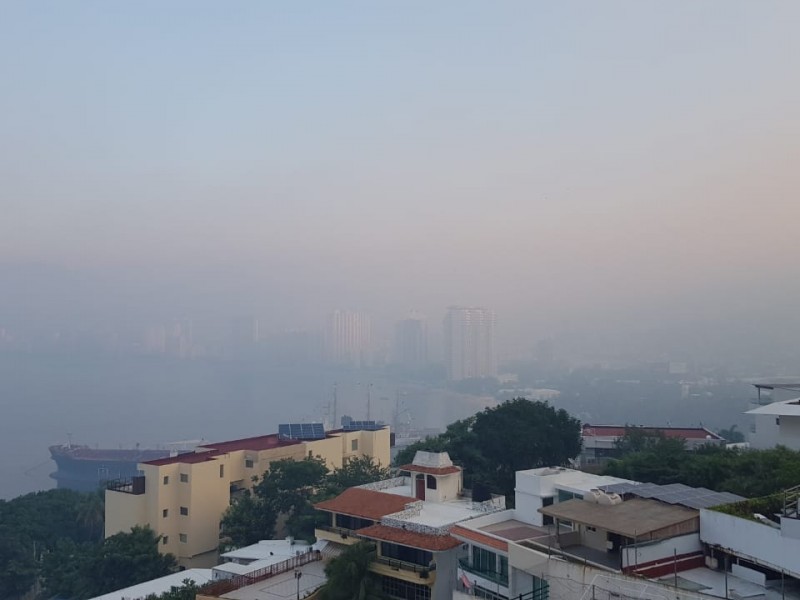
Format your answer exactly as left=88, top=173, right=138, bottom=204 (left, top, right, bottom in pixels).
left=443, top=306, right=496, bottom=381
left=324, top=310, right=372, bottom=368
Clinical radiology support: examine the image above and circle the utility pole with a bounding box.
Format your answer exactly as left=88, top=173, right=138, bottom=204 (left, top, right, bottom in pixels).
left=295, top=570, right=302, bottom=600
left=366, top=382, right=372, bottom=421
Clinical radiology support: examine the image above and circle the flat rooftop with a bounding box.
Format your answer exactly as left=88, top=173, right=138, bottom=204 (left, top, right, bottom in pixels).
left=219, top=559, right=327, bottom=600
left=221, top=539, right=313, bottom=563
left=540, top=498, right=698, bottom=538
left=518, top=467, right=633, bottom=495
left=145, top=434, right=302, bottom=466
left=378, top=482, right=499, bottom=528
left=747, top=398, right=800, bottom=417
left=89, top=569, right=213, bottom=600
left=479, top=519, right=551, bottom=542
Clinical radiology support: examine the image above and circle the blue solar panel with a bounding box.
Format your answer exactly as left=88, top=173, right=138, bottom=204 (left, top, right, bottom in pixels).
left=342, top=420, right=384, bottom=431
left=278, top=423, right=326, bottom=440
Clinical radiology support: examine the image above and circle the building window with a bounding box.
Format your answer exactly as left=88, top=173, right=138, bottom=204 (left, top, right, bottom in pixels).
left=219, top=464, right=224, bottom=478
left=381, top=574, right=431, bottom=600
left=179, top=533, right=187, bottom=543
left=335, top=514, right=374, bottom=530
left=472, top=546, right=497, bottom=573
left=162, top=536, right=169, bottom=545
left=180, top=506, right=188, bottom=516
left=245, top=459, right=254, bottom=468
left=180, top=473, right=189, bottom=483
left=351, top=439, right=359, bottom=452
left=163, top=476, right=169, bottom=485
left=499, top=556, right=508, bottom=579
left=426, top=475, right=437, bottom=490
left=380, top=542, right=432, bottom=567
left=162, top=509, right=168, bottom=518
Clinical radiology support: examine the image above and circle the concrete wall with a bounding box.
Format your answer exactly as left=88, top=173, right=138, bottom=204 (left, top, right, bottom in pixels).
left=104, top=489, right=147, bottom=537
left=751, top=413, right=781, bottom=449
left=433, top=548, right=460, bottom=600
left=621, top=533, right=702, bottom=571
left=751, top=409, right=800, bottom=451
left=700, top=509, right=800, bottom=578
left=581, top=525, right=608, bottom=552
left=510, top=541, right=716, bottom=600
left=778, top=415, right=800, bottom=451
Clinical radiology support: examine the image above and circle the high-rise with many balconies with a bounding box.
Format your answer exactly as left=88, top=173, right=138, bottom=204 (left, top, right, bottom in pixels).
left=324, top=310, right=372, bottom=368
left=443, top=306, right=496, bottom=381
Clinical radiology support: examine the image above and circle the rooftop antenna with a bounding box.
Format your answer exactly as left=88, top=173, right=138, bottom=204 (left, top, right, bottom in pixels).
left=366, top=383, right=373, bottom=421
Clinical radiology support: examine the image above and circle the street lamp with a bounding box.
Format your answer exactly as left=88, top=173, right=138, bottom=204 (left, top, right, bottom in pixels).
left=294, top=570, right=302, bottom=600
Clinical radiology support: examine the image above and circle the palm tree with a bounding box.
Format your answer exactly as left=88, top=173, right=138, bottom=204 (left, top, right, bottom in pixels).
left=77, top=490, right=105, bottom=541
left=318, top=542, right=384, bottom=600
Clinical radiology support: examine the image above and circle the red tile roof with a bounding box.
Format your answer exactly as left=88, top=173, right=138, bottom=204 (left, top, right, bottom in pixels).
left=357, top=524, right=462, bottom=551
left=144, top=434, right=301, bottom=466
left=315, top=488, right=413, bottom=520
left=398, top=464, right=462, bottom=475
left=581, top=425, right=723, bottom=441
left=450, top=525, right=508, bottom=552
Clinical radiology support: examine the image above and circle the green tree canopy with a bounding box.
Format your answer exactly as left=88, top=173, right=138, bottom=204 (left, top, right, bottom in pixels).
left=223, top=454, right=391, bottom=547
left=0, top=488, right=106, bottom=599
left=220, top=491, right=277, bottom=550
left=317, top=541, right=384, bottom=600
left=325, top=456, right=392, bottom=496
left=42, top=525, right=176, bottom=599
left=145, top=579, right=200, bottom=600
left=394, top=398, right=582, bottom=500
left=604, top=444, right=800, bottom=498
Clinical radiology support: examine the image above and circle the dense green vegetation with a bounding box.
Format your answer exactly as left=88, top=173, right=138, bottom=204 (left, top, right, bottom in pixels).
left=317, top=541, right=384, bottom=600
left=0, top=488, right=175, bottom=600
left=0, top=489, right=105, bottom=599
left=42, top=526, right=176, bottom=599
left=222, top=455, right=390, bottom=547
left=144, top=579, right=201, bottom=600
left=393, top=398, right=582, bottom=501
left=604, top=432, right=800, bottom=498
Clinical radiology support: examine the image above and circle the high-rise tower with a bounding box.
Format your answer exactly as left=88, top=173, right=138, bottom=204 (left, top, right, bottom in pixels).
left=394, top=314, right=428, bottom=370
left=324, top=310, right=372, bottom=368
left=443, top=306, right=496, bottom=381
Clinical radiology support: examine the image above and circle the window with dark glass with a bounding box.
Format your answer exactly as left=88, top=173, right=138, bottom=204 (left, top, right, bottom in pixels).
left=426, top=475, right=437, bottom=489
left=381, top=575, right=431, bottom=600
left=380, top=542, right=432, bottom=567
left=335, top=514, right=374, bottom=530
left=472, top=546, right=496, bottom=573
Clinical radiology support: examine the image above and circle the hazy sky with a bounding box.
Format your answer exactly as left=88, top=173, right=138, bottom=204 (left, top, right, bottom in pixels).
left=2, top=2, right=799, bottom=354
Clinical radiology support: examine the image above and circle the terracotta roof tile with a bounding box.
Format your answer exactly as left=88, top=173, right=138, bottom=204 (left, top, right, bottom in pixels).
left=582, top=425, right=723, bottom=441
left=356, top=524, right=462, bottom=551
left=398, top=464, right=461, bottom=475
left=450, top=525, right=508, bottom=552
left=314, top=488, right=413, bottom=520
left=144, top=434, right=301, bottom=466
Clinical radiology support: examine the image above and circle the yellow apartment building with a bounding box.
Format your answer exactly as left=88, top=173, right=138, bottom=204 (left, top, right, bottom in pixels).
left=105, top=425, right=390, bottom=568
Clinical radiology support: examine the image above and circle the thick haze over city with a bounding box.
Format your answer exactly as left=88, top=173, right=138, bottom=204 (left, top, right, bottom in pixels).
left=1, top=2, right=799, bottom=498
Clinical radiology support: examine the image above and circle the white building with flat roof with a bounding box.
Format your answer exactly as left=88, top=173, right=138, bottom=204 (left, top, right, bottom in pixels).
left=746, top=398, right=800, bottom=450
left=515, top=466, right=633, bottom=527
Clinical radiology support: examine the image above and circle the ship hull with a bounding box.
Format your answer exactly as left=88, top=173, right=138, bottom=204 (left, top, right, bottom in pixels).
left=49, top=445, right=171, bottom=492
